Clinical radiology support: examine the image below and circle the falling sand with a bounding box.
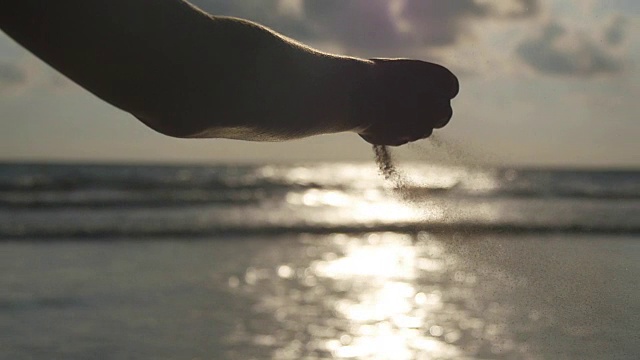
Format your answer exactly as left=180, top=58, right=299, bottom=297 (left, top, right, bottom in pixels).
left=372, top=145, right=406, bottom=189
left=372, top=138, right=613, bottom=359
left=373, top=135, right=473, bottom=192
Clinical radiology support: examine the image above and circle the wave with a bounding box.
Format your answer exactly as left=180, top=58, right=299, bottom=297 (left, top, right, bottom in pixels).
left=1, top=164, right=639, bottom=209
left=0, top=190, right=268, bottom=209
left=1, top=183, right=639, bottom=209
left=0, top=176, right=313, bottom=193
left=2, top=222, right=638, bottom=240
left=388, top=185, right=640, bottom=201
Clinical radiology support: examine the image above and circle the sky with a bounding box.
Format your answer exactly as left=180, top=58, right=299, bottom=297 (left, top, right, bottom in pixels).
left=1, top=0, right=639, bottom=167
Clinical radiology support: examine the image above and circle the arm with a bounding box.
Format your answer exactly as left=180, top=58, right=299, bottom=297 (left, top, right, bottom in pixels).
left=0, top=0, right=458, bottom=145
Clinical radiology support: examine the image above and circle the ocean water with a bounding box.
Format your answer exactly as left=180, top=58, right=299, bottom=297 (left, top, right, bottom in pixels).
left=0, top=162, right=638, bottom=359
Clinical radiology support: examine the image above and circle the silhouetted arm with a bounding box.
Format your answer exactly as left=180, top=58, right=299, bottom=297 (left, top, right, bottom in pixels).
left=0, top=0, right=458, bottom=145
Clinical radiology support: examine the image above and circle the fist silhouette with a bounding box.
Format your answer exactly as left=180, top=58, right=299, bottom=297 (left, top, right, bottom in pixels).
left=358, top=59, right=459, bottom=146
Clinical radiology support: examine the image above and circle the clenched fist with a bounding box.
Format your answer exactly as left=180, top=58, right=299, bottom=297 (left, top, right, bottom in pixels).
left=358, top=59, right=459, bottom=146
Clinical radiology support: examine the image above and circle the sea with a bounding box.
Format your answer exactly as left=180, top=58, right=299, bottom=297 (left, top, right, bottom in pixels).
left=0, top=162, right=638, bottom=360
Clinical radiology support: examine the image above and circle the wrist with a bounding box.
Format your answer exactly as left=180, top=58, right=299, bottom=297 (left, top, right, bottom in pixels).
left=344, top=58, right=378, bottom=133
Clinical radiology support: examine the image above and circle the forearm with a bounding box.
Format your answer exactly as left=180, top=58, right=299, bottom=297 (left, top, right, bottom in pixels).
left=191, top=16, right=373, bottom=140
left=0, top=1, right=205, bottom=116
left=0, top=0, right=373, bottom=139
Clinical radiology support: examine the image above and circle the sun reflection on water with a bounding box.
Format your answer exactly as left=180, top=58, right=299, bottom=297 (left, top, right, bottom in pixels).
left=285, top=188, right=445, bottom=225
left=309, top=233, right=461, bottom=359
left=228, top=233, right=474, bottom=359
left=225, top=232, right=542, bottom=359
left=313, top=234, right=417, bottom=279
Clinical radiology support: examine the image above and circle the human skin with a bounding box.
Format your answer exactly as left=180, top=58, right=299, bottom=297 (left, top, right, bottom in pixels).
left=0, top=0, right=458, bottom=146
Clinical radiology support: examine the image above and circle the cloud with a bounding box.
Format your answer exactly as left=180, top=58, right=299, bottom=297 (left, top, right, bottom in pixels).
left=606, top=0, right=640, bottom=14
left=603, top=15, right=627, bottom=46
left=0, top=61, right=27, bottom=91
left=191, top=0, right=313, bottom=38
left=516, top=22, right=625, bottom=76
left=400, top=0, right=539, bottom=44
left=0, top=55, right=82, bottom=94
left=192, top=0, right=541, bottom=55
left=297, top=0, right=540, bottom=54
left=300, top=0, right=404, bottom=52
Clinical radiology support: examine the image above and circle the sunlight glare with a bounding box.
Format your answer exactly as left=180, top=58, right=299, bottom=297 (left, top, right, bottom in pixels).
left=311, top=233, right=462, bottom=359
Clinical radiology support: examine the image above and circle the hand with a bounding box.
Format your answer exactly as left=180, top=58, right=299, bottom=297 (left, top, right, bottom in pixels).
left=358, top=58, right=459, bottom=146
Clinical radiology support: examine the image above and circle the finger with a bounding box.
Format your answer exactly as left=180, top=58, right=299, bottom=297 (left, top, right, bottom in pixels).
left=422, top=62, right=459, bottom=99
left=414, top=98, right=452, bottom=129
left=359, top=134, right=403, bottom=146
left=403, top=129, right=432, bottom=144
left=389, top=139, right=410, bottom=147
left=370, top=58, right=459, bottom=99
left=432, top=103, right=453, bottom=129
